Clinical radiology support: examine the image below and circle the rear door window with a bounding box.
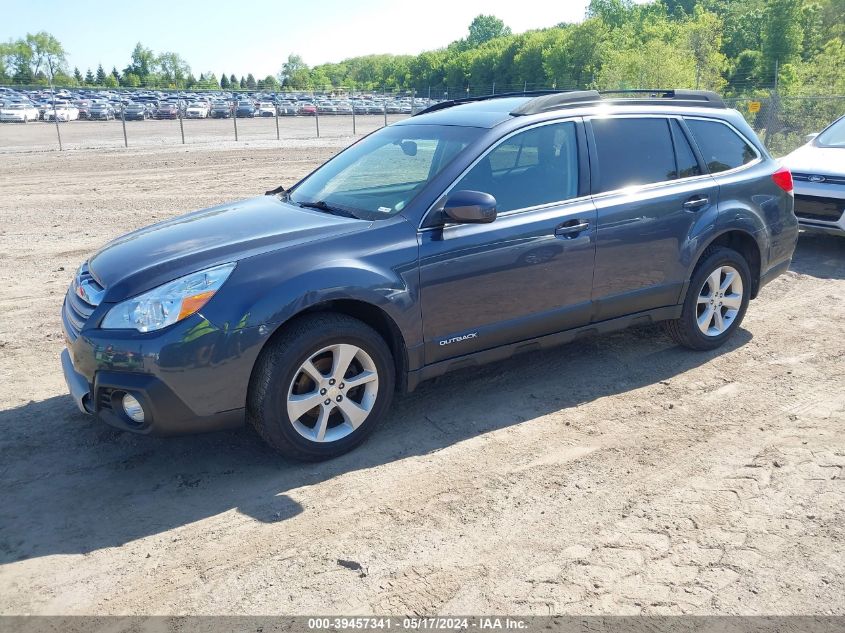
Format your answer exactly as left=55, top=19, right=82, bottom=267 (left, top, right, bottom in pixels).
left=590, top=118, right=676, bottom=193
left=685, top=119, right=758, bottom=173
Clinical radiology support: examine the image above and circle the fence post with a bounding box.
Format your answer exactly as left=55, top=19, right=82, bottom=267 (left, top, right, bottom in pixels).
left=48, top=81, right=62, bottom=151
left=178, top=102, right=185, bottom=144
left=352, top=87, right=357, bottom=135
left=315, top=106, right=320, bottom=138
left=121, top=107, right=128, bottom=148
left=411, top=88, right=416, bottom=115
left=383, top=87, right=388, bottom=128
left=275, top=103, right=280, bottom=140
left=232, top=99, right=238, bottom=141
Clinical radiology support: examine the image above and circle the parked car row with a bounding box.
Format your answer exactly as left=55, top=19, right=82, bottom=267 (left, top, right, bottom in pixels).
left=0, top=86, right=435, bottom=124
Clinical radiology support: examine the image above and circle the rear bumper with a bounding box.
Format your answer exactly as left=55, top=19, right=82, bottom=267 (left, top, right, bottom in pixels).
left=758, top=257, right=792, bottom=292
left=793, top=184, right=845, bottom=236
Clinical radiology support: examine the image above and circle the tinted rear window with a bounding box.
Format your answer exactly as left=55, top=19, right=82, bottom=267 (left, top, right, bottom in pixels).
left=685, top=119, right=757, bottom=173
left=591, top=118, right=676, bottom=193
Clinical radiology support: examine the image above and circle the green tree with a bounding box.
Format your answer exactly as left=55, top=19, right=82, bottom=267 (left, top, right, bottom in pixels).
left=103, top=74, right=118, bottom=88
left=587, top=0, right=635, bottom=28
left=466, top=15, right=512, bottom=48
left=158, top=51, right=190, bottom=87
left=111, top=66, right=120, bottom=82
left=122, top=72, right=141, bottom=87
left=229, top=73, right=237, bottom=87
left=84, top=68, right=95, bottom=84
left=239, top=76, right=246, bottom=89
left=245, top=72, right=256, bottom=89
left=760, top=0, right=804, bottom=84
left=73, top=66, right=83, bottom=84
left=124, top=42, right=156, bottom=82
left=263, top=74, right=279, bottom=90
left=279, top=53, right=311, bottom=89
left=681, top=8, right=727, bottom=90
left=95, top=64, right=106, bottom=85
left=27, top=32, right=67, bottom=80
left=220, top=73, right=230, bottom=89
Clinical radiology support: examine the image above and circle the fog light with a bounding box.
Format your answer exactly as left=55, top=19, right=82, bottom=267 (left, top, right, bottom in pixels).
left=122, top=393, right=145, bottom=424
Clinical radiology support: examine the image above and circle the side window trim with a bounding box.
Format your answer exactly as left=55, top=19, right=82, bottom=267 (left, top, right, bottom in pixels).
left=682, top=116, right=762, bottom=176
left=673, top=117, right=708, bottom=176
left=668, top=117, right=705, bottom=179
left=419, top=117, right=587, bottom=230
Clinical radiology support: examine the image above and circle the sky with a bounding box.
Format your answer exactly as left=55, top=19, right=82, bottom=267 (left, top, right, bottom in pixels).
left=2, top=0, right=605, bottom=79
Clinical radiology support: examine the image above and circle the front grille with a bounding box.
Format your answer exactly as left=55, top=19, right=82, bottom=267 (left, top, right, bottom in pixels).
left=63, top=263, right=104, bottom=341
left=794, top=195, right=845, bottom=223
left=793, top=173, right=845, bottom=186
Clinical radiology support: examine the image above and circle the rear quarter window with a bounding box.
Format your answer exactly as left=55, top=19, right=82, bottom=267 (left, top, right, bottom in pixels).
left=685, top=119, right=758, bottom=173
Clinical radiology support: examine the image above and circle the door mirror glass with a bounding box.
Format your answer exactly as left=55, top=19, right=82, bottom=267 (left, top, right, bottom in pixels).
left=443, top=190, right=497, bottom=224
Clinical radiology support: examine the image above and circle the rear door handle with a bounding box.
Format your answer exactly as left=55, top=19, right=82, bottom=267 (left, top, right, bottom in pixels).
left=555, top=221, right=590, bottom=238
left=683, top=195, right=709, bottom=210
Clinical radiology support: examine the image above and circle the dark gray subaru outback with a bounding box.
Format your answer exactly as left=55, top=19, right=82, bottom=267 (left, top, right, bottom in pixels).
left=62, top=89, right=798, bottom=460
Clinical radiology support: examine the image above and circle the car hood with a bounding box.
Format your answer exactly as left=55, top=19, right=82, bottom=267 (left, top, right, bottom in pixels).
left=88, top=196, right=371, bottom=300
left=781, top=144, right=845, bottom=177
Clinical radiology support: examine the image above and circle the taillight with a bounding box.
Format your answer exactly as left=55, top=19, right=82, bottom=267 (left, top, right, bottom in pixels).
left=772, top=167, right=793, bottom=194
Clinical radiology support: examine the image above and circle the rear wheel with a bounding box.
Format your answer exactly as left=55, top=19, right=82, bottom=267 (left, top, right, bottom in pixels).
left=248, top=313, right=395, bottom=460
left=665, top=246, right=751, bottom=351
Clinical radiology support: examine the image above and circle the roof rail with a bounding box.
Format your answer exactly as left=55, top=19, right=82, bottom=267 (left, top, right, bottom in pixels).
left=412, top=90, right=562, bottom=117
left=511, top=89, right=726, bottom=115
left=412, top=88, right=727, bottom=118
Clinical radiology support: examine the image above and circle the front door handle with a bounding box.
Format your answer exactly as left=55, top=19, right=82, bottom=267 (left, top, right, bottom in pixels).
left=683, top=195, right=709, bottom=210
left=555, top=221, right=590, bottom=238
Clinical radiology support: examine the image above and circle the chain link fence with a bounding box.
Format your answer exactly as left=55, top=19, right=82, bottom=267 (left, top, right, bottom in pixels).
left=1, top=83, right=843, bottom=156
left=724, top=95, right=845, bottom=156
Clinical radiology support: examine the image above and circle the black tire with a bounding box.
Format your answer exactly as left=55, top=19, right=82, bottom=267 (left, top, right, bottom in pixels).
left=665, top=246, right=752, bottom=351
left=247, top=313, right=395, bottom=461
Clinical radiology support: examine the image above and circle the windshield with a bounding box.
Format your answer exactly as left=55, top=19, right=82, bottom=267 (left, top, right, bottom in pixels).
left=289, top=124, right=483, bottom=220
left=816, top=117, right=845, bottom=148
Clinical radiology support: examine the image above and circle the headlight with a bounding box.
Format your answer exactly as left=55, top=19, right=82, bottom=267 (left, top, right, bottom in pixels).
left=101, top=263, right=236, bottom=332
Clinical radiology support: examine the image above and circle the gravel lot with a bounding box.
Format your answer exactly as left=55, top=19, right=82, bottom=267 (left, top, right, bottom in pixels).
left=0, top=137, right=843, bottom=616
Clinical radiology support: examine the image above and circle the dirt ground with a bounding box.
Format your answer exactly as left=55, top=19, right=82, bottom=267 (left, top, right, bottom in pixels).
left=0, top=138, right=843, bottom=616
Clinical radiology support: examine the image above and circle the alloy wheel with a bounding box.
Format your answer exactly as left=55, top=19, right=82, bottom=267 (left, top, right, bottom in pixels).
left=696, top=265, right=744, bottom=336
left=286, top=343, right=379, bottom=443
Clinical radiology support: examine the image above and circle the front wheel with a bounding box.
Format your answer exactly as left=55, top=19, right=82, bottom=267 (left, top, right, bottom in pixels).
left=665, top=246, right=751, bottom=351
left=248, top=313, right=395, bottom=460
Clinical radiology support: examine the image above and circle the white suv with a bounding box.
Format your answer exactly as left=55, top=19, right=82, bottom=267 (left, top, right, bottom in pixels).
left=781, top=115, right=845, bottom=236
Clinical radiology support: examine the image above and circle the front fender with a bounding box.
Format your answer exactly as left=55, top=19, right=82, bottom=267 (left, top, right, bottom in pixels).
left=200, top=218, right=422, bottom=352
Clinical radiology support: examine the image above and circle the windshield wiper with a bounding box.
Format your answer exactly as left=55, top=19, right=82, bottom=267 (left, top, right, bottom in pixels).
left=296, top=199, right=359, bottom=219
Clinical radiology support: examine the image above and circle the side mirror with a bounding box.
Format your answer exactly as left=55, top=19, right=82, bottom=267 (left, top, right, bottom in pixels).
left=442, top=190, right=497, bottom=224
left=805, top=133, right=819, bottom=143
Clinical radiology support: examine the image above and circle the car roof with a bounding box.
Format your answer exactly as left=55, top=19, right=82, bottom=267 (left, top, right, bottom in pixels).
left=400, top=91, right=738, bottom=129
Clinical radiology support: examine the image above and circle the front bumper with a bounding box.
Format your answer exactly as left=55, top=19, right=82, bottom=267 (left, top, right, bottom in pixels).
left=793, top=182, right=845, bottom=236
left=61, top=305, right=271, bottom=436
